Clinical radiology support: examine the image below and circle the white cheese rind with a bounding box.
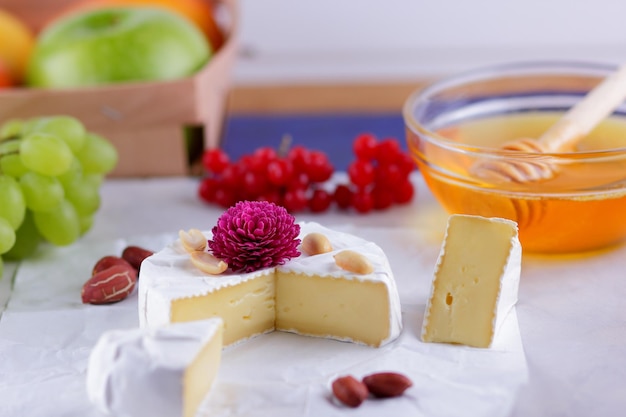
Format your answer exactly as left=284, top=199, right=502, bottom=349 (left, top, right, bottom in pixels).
left=421, top=214, right=521, bottom=348
left=86, top=318, right=223, bottom=417
left=492, top=229, right=521, bottom=337
left=138, top=222, right=402, bottom=347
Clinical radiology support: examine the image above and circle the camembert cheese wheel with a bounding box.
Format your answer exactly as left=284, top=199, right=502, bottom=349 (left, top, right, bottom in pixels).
left=421, top=214, right=521, bottom=348
left=138, top=222, right=402, bottom=347
left=86, top=318, right=223, bottom=417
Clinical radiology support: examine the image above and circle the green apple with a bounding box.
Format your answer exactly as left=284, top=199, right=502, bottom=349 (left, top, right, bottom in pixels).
left=27, top=7, right=211, bottom=87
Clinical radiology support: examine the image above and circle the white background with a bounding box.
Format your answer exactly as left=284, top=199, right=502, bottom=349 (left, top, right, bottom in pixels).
left=234, top=0, right=626, bottom=84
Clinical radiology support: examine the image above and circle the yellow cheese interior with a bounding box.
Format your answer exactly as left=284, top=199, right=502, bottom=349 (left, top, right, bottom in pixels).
left=170, top=271, right=390, bottom=347
left=183, top=324, right=223, bottom=417
left=276, top=272, right=390, bottom=347
left=422, top=216, right=516, bottom=348
left=171, top=274, right=275, bottom=346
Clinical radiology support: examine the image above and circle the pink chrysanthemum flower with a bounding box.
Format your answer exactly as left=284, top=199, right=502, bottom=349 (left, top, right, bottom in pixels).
left=208, top=201, right=301, bottom=273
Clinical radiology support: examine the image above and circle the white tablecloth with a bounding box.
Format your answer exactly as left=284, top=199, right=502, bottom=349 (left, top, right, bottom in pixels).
left=0, top=174, right=624, bottom=417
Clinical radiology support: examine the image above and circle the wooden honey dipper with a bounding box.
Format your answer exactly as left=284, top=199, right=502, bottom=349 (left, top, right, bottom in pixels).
left=473, top=64, right=626, bottom=182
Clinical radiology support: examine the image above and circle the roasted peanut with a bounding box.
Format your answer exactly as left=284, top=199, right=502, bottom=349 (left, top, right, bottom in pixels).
left=92, top=255, right=134, bottom=275
left=121, top=246, right=154, bottom=271
left=82, top=265, right=137, bottom=305
left=190, top=251, right=228, bottom=275
left=332, top=375, right=369, bottom=408
left=179, top=228, right=207, bottom=253
left=362, top=372, right=413, bottom=398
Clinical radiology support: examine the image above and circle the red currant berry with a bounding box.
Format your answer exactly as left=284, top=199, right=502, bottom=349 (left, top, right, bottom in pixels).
left=283, top=188, right=308, bottom=212
left=214, top=185, right=237, bottom=208
left=398, top=152, right=416, bottom=177
left=198, top=177, right=220, bottom=203
left=242, top=155, right=265, bottom=174
left=394, top=180, right=415, bottom=204
left=221, top=164, right=243, bottom=188
left=241, top=170, right=269, bottom=198
left=258, top=188, right=283, bottom=206
left=375, top=162, right=403, bottom=188
left=348, top=159, right=375, bottom=188
left=202, top=148, right=230, bottom=174
left=308, top=189, right=332, bottom=213
left=244, top=147, right=277, bottom=174
left=287, top=145, right=311, bottom=170
left=372, top=185, right=394, bottom=210
left=375, top=138, right=402, bottom=165
left=333, top=184, right=353, bottom=210
left=287, top=172, right=310, bottom=191
left=352, top=189, right=374, bottom=214
left=306, top=151, right=334, bottom=183
left=253, top=147, right=278, bottom=164
left=353, top=133, right=378, bottom=161
left=267, top=158, right=294, bottom=186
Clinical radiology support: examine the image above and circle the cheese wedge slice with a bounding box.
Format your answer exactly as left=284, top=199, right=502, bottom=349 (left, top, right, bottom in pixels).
left=87, top=318, right=223, bottom=417
left=421, top=214, right=521, bottom=348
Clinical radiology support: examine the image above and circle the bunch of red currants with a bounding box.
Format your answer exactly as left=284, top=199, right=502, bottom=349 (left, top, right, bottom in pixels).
left=198, top=133, right=416, bottom=214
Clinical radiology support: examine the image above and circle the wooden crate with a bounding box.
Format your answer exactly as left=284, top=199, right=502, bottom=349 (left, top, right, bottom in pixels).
left=0, top=0, right=239, bottom=177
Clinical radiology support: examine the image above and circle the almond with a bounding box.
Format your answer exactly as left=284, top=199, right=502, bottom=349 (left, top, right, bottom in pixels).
left=121, top=245, right=154, bottom=271
left=81, top=265, right=137, bottom=305
left=301, top=232, right=333, bottom=256
left=331, top=375, right=369, bottom=408
left=92, top=255, right=134, bottom=275
left=333, top=250, right=374, bottom=274
left=362, top=372, right=413, bottom=398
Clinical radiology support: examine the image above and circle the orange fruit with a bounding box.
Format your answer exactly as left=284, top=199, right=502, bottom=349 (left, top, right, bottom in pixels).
left=50, top=0, right=225, bottom=51
left=0, top=9, right=35, bottom=84
left=0, top=59, right=13, bottom=88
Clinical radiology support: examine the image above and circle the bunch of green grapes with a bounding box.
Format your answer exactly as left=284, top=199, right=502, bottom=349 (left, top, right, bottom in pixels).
left=0, top=116, right=118, bottom=276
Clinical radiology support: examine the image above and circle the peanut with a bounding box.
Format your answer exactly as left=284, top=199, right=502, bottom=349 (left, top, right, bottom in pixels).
left=331, top=375, right=369, bottom=408
left=301, top=232, right=333, bottom=256
left=122, top=245, right=154, bottom=271
left=190, top=251, right=228, bottom=275
left=82, top=265, right=137, bottom=305
left=179, top=228, right=207, bottom=253
left=92, top=255, right=134, bottom=275
left=362, top=372, right=413, bottom=398
left=333, top=250, right=374, bottom=274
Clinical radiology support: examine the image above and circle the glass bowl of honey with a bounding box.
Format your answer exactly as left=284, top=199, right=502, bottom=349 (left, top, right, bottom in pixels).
left=403, top=61, right=626, bottom=254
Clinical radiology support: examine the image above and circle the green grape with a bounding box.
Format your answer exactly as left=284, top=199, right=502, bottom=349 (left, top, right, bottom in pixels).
left=78, top=212, right=95, bottom=236
left=33, top=200, right=80, bottom=246
left=20, top=172, right=65, bottom=212
left=0, top=119, right=23, bottom=140
left=84, top=173, right=104, bottom=189
left=63, top=174, right=101, bottom=216
left=19, top=132, right=73, bottom=176
left=3, top=211, right=41, bottom=260
left=0, top=154, right=29, bottom=178
left=0, top=138, right=20, bottom=154
left=57, top=159, right=83, bottom=188
left=26, top=116, right=86, bottom=153
left=75, top=133, right=118, bottom=175
left=0, top=217, right=16, bottom=254
left=0, top=175, right=26, bottom=229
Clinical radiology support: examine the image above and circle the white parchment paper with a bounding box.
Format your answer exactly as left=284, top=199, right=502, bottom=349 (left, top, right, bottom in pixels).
left=0, top=227, right=528, bottom=417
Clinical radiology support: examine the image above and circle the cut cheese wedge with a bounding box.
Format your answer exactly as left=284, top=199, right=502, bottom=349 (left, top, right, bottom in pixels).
left=421, top=214, right=521, bottom=348
left=87, top=318, right=223, bottom=417
left=138, top=222, right=402, bottom=348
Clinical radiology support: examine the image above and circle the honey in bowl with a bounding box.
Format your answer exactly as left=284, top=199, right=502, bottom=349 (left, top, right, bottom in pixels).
left=407, top=112, right=626, bottom=254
